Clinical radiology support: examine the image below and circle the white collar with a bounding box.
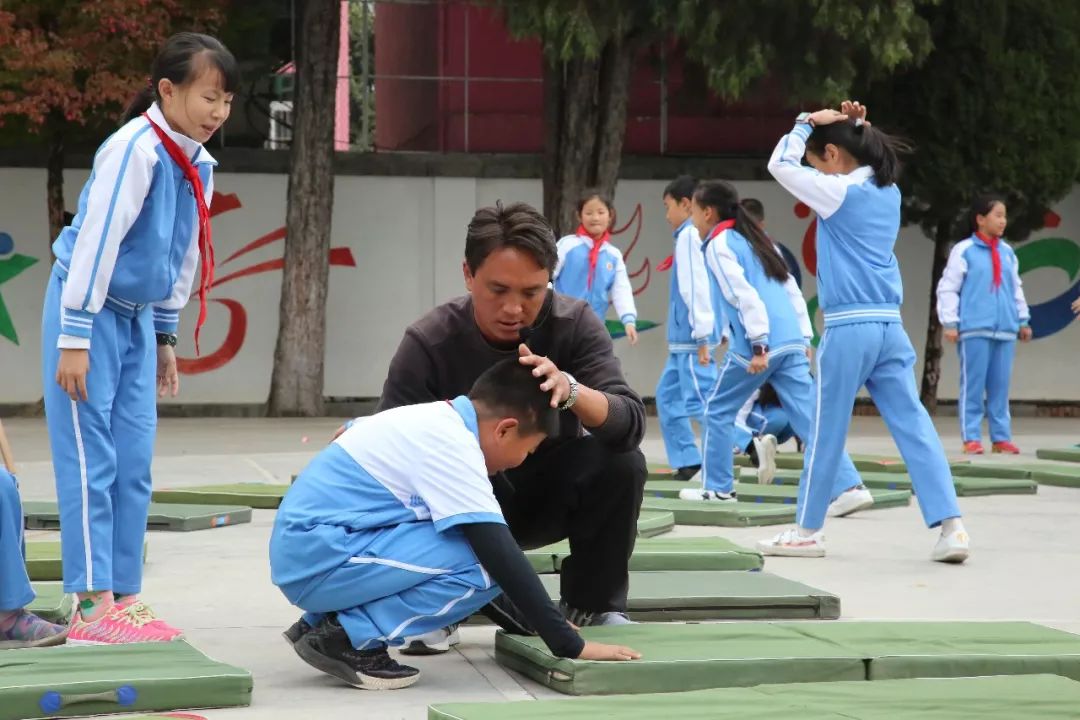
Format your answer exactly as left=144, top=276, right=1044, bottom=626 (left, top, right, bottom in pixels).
left=145, top=103, right=217, bottom=166
left=850, top=165, right=874, bottom=183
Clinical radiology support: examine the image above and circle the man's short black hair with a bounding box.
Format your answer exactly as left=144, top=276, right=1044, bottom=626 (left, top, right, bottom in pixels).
left=663, top=175, right=698, bottom=203
left=465, top=201, right=558, bottom=276
left=741, top=198, right=765, bottom=223
left=468, top=359, right=560, bottom=437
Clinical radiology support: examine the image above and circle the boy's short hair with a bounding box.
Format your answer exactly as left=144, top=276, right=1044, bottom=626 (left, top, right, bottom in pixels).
left=468, top=359, right=560, bottom=437
left=741, top=198, right=765, bottom=223
left=663, top=175, right=698, bottom=203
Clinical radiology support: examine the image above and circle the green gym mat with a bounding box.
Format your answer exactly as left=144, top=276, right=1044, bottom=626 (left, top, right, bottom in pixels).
left=644, top=480, right=911, bottom=509
left=636, top=510, right=673, bottom=538
left=646, top=464, right=740, bottom=482
left=25, top=541, right=63, bottom=581
left=525, top=536, right=763, bottom=573
left=1036, top=446, right=1080, bottom=463
left=949, top=462, right=1033, bottom=479
left=23, top=501, right=252, bottom=532
left=768, top=470, right=914, bottom=491
left=735, top=453, right=910, bottom=473
left=428, top=674, right=1080, bottom=720
left=794, top=621, right=1080, bottom=681
left=27, top=582, right=72, bottom=623
left=25, top=540, right=148, bottom=581
left=640, top=497, right=795, bottom=526
left=493, top=621, right=1080, bottom=696
left=952, top=462, right=1080, bottom=488
left=539, top=571, right=839, bottom=621
left=952, top=475, right=1037, bottom=496
left=494, top=623, right=866, bottom=695
left=0, top=640, right=251, bottom=719
left=151, top=483, right=289, bottom=509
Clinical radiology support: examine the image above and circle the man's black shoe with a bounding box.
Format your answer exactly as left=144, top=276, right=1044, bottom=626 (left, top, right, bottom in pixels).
left=295, top=616, right=420, bottom=690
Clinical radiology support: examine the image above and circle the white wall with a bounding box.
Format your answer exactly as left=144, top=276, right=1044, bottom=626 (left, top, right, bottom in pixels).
left=1, top=168, right=1078, bottom=404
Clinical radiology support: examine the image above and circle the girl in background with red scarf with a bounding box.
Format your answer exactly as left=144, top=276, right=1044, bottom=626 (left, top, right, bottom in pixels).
left=41, top=32, right=237, bottom=644
left=553, top=190, right=640, bottom=344
left=937, top=194, right=1032, bottom=455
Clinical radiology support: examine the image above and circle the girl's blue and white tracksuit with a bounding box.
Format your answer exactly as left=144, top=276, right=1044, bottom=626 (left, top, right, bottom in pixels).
left=41, top=103, right=213, bottom=594
left=697, top=224, right=863, bottom=498
left=0, top=468, right=34, bottom=611
left=768, top=122, right=961, bottom=531
left=656, top=219, right=724, bottom=469
left=733, top=390, right=794, bottom=452
left=937, top=235, right=1030, bottom=443
left=554, top=234, right=638, bottom=327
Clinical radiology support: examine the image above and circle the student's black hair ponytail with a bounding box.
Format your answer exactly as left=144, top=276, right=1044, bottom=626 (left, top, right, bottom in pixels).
left=122, top=32, right=240, bottom=124
left=694, top=180, right=789, bottom=283
left=804, top=120, right=911, bottom=188
left=968, top=193, right=1007, bottom=235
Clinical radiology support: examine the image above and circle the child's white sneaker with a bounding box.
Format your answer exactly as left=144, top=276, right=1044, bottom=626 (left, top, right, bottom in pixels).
left=757, top=528, right=826, bottom=557
left=677, top=488, right=738, bottom=502
left=827, top=485, right=875, bottom=517
left=931, top=529, right=970, bottom=564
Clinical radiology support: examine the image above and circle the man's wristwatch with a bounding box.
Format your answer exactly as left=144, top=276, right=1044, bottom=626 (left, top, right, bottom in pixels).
left=558, top=372, right=579, bottom=410
left=752, top=343, right=769, bottom=357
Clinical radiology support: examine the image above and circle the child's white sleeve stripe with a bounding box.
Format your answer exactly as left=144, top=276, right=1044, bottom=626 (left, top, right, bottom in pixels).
left=1010, top=249, right=1030, bottom=323
left=609, top=250, right=637, bottom=324
left=61, top=132, right=154, bottom=326
left=152, top=175, right=212, bottom=332
left=705, top=234, right=770, bottom=344
left=767, top=124, right=848, bottom=220
left=936, top=242, right=968, bottom=327
left=783, top=270, right=813, bottom=339
left=676, top=226, right=715, bottom=340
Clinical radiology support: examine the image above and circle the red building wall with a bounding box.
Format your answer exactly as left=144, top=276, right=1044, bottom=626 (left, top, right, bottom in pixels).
left=375, top=3, right=794, bottom=155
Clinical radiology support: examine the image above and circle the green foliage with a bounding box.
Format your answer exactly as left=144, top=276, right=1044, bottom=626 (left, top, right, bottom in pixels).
left=859, top=0, right=1080, bottom=241
left=502, top=0, right=935, bottom=100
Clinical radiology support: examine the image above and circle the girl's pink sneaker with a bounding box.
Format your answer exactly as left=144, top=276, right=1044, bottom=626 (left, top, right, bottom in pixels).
left=66, top=600, right=183, bottom=645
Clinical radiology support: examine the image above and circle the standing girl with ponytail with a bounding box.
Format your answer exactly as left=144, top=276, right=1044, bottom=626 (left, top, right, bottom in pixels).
left=677, top=181, right=868, bottom=520
left=937, top=194, right=1031, bottom=455
left=764, top=102, right=968, bottom=563
left=42, top=32, right=238, bottom=643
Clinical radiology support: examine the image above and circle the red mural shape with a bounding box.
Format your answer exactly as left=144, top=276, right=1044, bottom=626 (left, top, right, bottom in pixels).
left=795, top=202, right=818, bottom=275
left=176, top=191, right=358, bottom=375
left=612, top=203, right=651, bottom=295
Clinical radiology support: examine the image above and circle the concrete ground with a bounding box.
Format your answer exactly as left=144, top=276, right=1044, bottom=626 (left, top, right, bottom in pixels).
left=5, top=414, right=1080, bottom=719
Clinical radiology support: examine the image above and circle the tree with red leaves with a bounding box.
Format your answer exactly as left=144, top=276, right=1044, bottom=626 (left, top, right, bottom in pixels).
left=0, top=1, right=224, bottom=249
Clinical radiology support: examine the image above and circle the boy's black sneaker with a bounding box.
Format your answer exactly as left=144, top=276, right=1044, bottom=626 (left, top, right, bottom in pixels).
left=282, top=617, right=312, bottom=647
left=295, top=616, right=420, bottom=690
left=673, top=464, right=701, bottom=481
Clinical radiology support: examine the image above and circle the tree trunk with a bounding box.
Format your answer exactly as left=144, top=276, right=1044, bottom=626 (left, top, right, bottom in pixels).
left=46, top=131, right=65, bottom=254
left=541, top=39, right=635, bottom=237
left=919, top=219, right=954, bottom=412
left=267, top=0, right=341, bottom=417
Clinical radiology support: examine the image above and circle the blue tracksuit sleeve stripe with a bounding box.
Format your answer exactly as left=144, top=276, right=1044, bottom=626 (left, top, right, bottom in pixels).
left=767, top=124, right=848, bottom=220
left=59, top=126, right=155, bottom=345
left=936, top=241, right=969, bottom=328
left=705, top=232, right=770, bottom=345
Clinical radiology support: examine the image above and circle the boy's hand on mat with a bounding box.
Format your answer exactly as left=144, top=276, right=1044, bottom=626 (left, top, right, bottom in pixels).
left=518, top=343, right=570, bottom=408
left=748, top=353, right=769, bottom=375
left=578, top=641, right=642, bottom=661
left=697, top=344, right=711, bottom=366
left=943, top=328, right=959, bottom=343
left=156, top=346, right=180, bottom=398
left=625, top=324, right=639, bottom=345
left=1018, top=326, right=1033, bottom=342
left=56, top=349, right=90, bottom=402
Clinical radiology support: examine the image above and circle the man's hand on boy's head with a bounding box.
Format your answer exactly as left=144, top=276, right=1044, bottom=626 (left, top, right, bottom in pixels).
left=518, top=343, right=570, bottom=408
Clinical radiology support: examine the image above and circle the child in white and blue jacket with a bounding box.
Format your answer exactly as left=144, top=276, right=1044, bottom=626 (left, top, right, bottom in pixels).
left=764, top=102, right=967, bottom=564
left=554, top=190, right=639, bottom=344
left=677, top=180, right=866, bottom=511
left=655, top=176, right=724, bottom=479
left=41, top=33, right=238, bottom=644
left=937, top=195, right=1031, bottom=455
